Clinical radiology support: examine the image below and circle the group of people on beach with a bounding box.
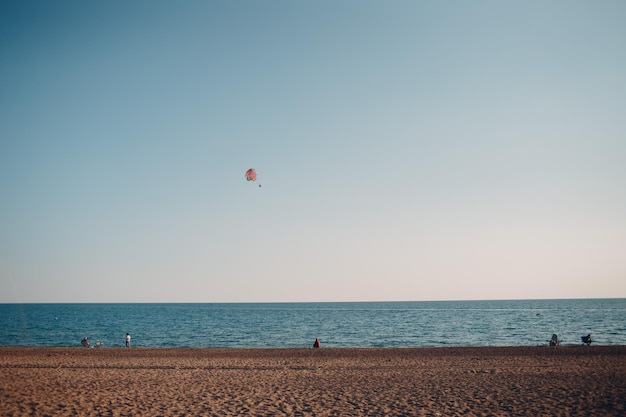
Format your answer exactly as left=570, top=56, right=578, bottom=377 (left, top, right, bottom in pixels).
left=549, top=333, right=593, bottom=346
left=81, top=333, right=131, bottom=348
left=80, top=333, right=596, bottom=349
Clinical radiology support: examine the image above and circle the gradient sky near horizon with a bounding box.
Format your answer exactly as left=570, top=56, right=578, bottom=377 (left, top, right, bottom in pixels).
left=1, top=1, right=625, bottom=303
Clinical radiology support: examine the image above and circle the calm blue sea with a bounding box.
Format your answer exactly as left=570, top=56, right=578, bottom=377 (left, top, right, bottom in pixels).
left=0, top=299, right=624, bottom=348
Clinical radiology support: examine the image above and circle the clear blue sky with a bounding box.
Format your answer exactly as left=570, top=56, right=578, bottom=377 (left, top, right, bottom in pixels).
left=1, top=1, right=625, bottom=303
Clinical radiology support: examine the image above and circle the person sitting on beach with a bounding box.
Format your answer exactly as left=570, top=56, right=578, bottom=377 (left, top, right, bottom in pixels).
left=549, top=334, right=560, bottom=346
left=81, top=337, right=89, bottom=348
left=313, top=338, right=320, bottom=348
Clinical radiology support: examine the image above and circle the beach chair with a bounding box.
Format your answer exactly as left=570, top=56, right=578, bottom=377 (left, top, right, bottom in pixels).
left=581, top=334, right=592, bottom=346
left=549, top=334, right=561, bottom=346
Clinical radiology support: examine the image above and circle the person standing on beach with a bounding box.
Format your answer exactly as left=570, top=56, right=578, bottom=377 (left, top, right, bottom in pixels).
left=126, top=333, right=131, bottom=348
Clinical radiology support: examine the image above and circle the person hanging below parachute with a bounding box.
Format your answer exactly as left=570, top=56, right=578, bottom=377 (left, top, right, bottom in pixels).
left=245, top=168, right=261, bottom=187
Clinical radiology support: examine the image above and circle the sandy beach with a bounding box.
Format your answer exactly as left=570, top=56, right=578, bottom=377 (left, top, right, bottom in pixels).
left=1, top=346, right=625, bottom=416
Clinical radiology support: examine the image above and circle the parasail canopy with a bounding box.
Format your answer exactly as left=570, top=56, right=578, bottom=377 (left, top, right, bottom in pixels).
left=245, top=168, right=257, bottom=182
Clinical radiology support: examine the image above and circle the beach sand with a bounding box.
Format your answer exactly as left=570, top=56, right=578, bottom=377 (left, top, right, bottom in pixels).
left=1, top=346, right=625, bottom=416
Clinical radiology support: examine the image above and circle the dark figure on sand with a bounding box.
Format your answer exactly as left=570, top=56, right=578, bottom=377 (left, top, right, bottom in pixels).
left=549, top=334, right=560, bottom=346
left=313, top=338, right=320, bottom=348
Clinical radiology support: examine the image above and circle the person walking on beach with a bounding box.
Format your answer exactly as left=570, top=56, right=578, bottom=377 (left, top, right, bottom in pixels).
left=126, top=333, right=131, bottom=348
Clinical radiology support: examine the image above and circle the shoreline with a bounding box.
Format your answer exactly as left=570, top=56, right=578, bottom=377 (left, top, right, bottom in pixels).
left=2, top=346, right=625, bottom=416
left=9, top=342, right=609, bottom=349
left=2, top=344, right=625, bottom=354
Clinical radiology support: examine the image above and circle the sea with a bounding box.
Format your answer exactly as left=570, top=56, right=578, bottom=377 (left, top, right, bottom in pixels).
left=1, top=299, right=625, bottom=349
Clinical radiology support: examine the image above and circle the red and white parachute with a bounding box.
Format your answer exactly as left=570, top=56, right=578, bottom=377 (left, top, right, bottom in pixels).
left=245, top=168, right=261, bottom=187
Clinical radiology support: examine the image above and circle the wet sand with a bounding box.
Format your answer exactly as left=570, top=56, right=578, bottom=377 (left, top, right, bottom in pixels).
left=1, top=346, right=625, bottom=416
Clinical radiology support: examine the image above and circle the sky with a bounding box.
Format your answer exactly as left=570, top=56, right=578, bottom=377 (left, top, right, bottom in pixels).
left=1, top=1, right=625, bottom=303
